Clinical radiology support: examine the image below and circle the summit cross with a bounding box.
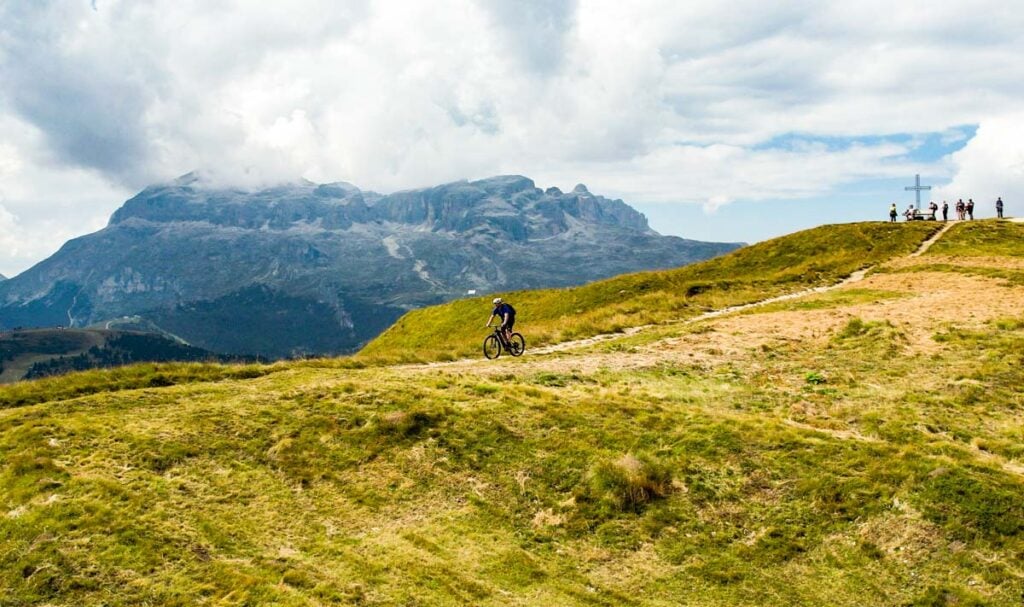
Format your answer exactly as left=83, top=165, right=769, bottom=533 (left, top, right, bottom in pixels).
left=904, top=174, right=932, bottom=209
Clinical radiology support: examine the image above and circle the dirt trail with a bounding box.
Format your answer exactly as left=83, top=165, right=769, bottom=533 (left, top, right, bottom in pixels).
left=908, top=221, right=955, bottom=257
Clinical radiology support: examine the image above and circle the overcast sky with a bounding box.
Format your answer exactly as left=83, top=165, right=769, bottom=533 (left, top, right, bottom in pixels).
left=2, top=0, right=1023, bottom=277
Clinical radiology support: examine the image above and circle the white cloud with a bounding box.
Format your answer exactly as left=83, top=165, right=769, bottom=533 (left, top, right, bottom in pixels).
left=0, top=115, right=130, bottom=277
left=1, top=0, right=1024, bottom=273
left=522, top=139, right=923, bottom=212
left=934, top=113, right=1024, bottom=216
left=0, top=204, right=19, bottom=263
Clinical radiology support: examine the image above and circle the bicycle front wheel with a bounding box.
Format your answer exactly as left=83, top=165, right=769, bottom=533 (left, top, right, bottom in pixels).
left=508, top=333, right=526, bottom=357
left=483, top=335, right=502, bottom=359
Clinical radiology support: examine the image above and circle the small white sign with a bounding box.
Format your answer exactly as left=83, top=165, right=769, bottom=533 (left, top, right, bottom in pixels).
left=467, top=289, right=477, bottom=295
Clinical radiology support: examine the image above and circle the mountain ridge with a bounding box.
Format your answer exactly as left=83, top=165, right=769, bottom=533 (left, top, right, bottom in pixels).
left=0, top=175, right=742, bottom=358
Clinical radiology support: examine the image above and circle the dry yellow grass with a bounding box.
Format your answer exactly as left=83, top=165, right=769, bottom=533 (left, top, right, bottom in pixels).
left=2, top=220, right=1023, bottom=605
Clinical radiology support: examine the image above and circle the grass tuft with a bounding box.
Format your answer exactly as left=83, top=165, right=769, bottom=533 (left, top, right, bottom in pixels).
left=587, top=453, right=675, bottom=513
left=374, top=409, right=444, bottom=438
left=804, top=371, right=827, bottom=385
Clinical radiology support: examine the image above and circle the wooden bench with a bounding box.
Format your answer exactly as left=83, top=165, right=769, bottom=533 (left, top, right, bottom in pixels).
left=908, top=209, right=936, bottom=221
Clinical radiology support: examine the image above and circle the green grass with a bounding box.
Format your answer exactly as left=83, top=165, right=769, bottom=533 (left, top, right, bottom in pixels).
left=0, top=362, right=274, bottom=409
left=361, top=222, right=937, bottom=362
left=4, top=219, right=1023, bottom=605
left=3, top=311, right=1023, bottom=605
left=925, top=220, right=1024, bottom=257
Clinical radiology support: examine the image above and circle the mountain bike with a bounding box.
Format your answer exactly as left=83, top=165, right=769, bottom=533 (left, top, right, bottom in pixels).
left=483, top=326, right=525, bottom=359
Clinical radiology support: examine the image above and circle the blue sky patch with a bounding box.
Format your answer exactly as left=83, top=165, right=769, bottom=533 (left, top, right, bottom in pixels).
left=754, top=126, right=977, bottom=162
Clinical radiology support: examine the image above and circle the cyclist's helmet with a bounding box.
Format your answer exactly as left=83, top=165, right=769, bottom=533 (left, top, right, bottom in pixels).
left=492, top=297, right=503, bottom=304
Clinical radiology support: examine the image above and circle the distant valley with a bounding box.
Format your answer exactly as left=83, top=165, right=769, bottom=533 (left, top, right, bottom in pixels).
left=0, top=174, right=741, bottom=358
left=0, top=328, right=243, bottom=383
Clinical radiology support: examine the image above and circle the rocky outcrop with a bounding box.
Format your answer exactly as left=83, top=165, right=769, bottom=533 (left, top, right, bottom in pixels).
left=0, top=174, right=743, bottom=357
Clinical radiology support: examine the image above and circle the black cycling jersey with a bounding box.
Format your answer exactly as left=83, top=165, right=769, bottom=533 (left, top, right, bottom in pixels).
left=493, top=303, right=516, bottom=321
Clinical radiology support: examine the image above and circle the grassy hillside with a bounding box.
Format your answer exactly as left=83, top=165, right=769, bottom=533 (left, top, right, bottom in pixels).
left=2, top=220, right=1022, bottom=606
left=360, top=222, right=937, bottom=362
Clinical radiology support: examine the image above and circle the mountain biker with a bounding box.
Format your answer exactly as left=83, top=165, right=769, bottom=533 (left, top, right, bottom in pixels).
left=486, top=297, right=516, bottom=343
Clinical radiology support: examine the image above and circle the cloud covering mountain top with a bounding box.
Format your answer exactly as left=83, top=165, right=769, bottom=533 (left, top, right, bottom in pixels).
left=2, top=0, right=1023, bottom=276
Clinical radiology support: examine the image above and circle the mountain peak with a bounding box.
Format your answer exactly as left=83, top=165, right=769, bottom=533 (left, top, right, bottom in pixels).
left=165, top=170, right=322, bottom=192
left=469, top=175, right=536, bottom=195
left=573, top=183, right=590, bottom=194
left=172, top=171, right=203, bottom=186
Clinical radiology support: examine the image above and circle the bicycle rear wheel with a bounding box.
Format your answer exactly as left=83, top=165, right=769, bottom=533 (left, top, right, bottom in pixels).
left=508, top=333, right=526, bottom=357
left=483, top=335, right=502, bottom=359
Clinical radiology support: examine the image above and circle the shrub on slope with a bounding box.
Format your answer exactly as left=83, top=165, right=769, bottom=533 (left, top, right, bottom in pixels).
left=360, top=222, right=937, bottom=362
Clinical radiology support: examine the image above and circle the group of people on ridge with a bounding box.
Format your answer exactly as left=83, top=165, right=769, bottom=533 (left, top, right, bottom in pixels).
left=888, top=197, right=1004, bottom=222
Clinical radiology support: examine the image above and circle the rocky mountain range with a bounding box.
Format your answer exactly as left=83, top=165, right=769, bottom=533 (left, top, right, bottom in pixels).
left=0, top=174, right=742, bottom=358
